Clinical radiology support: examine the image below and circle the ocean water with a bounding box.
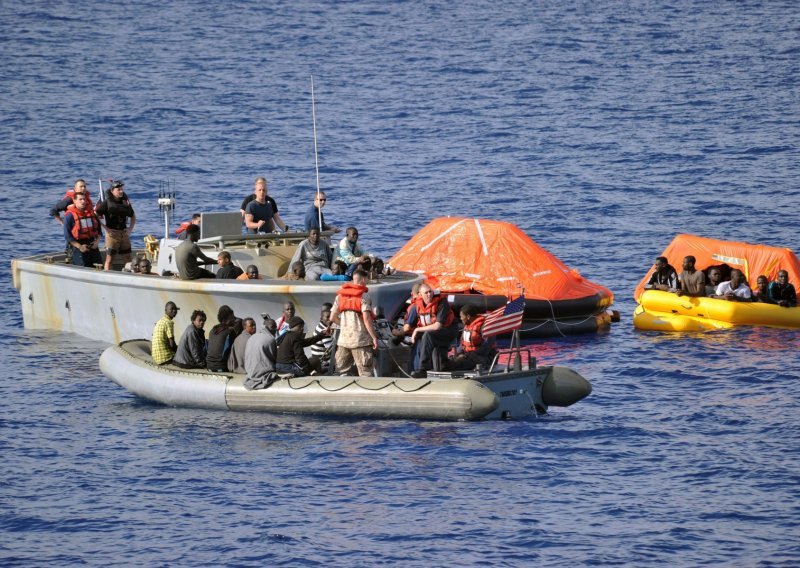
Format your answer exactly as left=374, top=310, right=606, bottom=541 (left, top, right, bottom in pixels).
left=1, top=1, right=799, bottom=565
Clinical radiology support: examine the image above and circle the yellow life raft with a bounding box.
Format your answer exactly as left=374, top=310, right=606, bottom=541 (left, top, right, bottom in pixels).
left=634, top=290, right=800, bottom=331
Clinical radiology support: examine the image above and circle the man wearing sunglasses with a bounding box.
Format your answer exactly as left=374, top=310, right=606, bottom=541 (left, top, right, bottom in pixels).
left=303, top=191, right=340, bottom=234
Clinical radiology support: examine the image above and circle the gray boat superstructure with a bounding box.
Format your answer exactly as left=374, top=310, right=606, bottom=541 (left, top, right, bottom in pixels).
left=12, top=219, right=421, bottom=344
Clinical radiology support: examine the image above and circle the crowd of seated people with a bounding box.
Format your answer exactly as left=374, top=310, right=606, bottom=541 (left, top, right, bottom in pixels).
left=645, top=255, right=797, bottom=307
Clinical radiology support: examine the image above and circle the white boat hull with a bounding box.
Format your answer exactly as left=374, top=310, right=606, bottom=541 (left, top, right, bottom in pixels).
left=12, top=254, right=420, bottom=344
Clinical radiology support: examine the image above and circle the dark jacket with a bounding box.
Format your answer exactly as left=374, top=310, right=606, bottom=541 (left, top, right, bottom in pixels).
left=276, top=330, right=326, bottom=375
left=173, top=325, right=206, bottom=368
left=206, top=323, right=238, bottom=371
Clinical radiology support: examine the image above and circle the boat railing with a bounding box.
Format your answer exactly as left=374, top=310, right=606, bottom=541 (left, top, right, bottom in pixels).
left=197, top=230, right=335, bottom=250
left=487, top=345, right=537, bottom=375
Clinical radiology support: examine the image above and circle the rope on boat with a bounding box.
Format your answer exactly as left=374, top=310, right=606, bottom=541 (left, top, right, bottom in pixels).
left=285, top=377, right=432, bottom=393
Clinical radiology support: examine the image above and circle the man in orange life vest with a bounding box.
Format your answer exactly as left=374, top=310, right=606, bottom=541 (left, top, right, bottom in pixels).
left=446, top=304, right=496, bottom=371
left=329, top=269, right=379, bottom=376
left=63, top=191, right=103, bottom=267
left=410, top=283, right=460, bottom=378
left=50, top=179, right=94, bottom=224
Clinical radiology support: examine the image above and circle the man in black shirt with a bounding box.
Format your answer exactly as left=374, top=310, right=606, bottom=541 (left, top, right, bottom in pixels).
left=645, top=256, right=678, bottom=292
left=215, top=251, right=243, bottom=279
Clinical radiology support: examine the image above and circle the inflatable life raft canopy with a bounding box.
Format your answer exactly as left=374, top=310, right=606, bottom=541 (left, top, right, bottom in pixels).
left=634, top=234, right=800, bottom=300
left=389, top=217, right=613, bottom=302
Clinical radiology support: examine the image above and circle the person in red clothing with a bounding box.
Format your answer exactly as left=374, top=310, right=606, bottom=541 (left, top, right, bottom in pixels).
left=446, top=304, right=497, bottom=371
left=175, top=213, right=201, bottom=239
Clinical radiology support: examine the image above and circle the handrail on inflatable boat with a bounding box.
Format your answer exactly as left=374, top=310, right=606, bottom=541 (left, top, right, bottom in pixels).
left=487, top=344, right=537, bottom=375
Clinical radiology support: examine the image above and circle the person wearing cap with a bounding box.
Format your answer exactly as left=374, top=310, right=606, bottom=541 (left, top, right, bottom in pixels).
left=329, top=269, right=379, bottom=376
left=63, top=190, right=103, bottom=267
left=151, top=301, right=180, bottom=365
left=174, top=224, right=217, bottom=279
left=274, top=316, right=328, bottom=376
left=95, top=180, right=136, bottom=271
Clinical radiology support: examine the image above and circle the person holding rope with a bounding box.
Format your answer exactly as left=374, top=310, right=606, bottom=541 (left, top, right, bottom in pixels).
left=329, top=269, right=378, bottom=376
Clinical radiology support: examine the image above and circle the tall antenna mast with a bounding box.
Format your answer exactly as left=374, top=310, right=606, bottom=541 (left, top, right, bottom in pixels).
left=311, top=75, right=322, bottom=231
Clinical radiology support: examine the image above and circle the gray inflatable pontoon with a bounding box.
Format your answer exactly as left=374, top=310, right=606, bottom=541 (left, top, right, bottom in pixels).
left=100, top=340, right=592, bottom=421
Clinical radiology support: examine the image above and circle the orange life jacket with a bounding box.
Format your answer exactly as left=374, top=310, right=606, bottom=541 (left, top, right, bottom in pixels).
left=336, top=283, right=369, bottom=312
left=175, top=221, right=191, bottom=235
left=416, top=295, right=456, bottom=327
left=66, top=204, right=100, bottom=242
left=460, top=315, right=486, bottom=352
left=64, top=189, right=94, bottom=210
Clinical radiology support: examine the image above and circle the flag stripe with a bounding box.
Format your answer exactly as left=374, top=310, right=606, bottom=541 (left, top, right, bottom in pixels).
left=482, top=296, right=526, bottom=337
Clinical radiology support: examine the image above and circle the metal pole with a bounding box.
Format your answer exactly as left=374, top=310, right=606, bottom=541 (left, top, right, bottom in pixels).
left=311, top=75, right=322, bottom=232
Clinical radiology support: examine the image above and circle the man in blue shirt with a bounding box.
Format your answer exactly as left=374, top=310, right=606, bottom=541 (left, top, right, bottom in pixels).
left=303, top=191, right=340, bottom=234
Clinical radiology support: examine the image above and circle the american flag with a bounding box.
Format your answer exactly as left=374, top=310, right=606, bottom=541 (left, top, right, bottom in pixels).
left=482, top=296, right=526, bottom=337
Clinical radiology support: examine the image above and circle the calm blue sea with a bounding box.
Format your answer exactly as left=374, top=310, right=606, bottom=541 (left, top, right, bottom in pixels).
left=1, top=1, right=799, bottom=565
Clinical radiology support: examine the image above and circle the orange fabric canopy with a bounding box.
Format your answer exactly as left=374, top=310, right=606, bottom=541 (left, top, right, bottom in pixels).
left=389, top=217, right=613, bottom=301
left=634, top=234, right=800, bottom=299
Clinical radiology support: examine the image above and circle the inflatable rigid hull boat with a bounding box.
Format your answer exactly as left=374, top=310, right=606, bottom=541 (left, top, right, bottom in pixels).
left=100, top=340, right=592, bottom=421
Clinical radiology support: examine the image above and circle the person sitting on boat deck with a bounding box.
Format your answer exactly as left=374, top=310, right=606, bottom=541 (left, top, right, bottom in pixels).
left=275, top=316, right=328, bottom=377
left=675, top=255, right=705, bottom=297
left=175, top=224, right=217, bottom=280
left=329, top=269, right=379, bottom=377
left=303, top=191, right=340, bottom=234
left=243, top=177, right=287, bottom=234
left=236, top=264, right=263, bottom=280
left=215, top=250, right=244, bottom=279
left=137, top=257, right=156, bottom=275
left=644, top=256, right=678, bottom=292
left=335, top=227, right=380, bottom=278
left=63, top=190, right=103, bottom=268
left=409, top=284, right=459, bottom=379
left=705, top=267, right=723, bottom=298
left=752, top=275, right=776, bottom=304
left=173, top=310, right=207, bottom=369
left=391, top=282, right=423, bottom=372
left=715, top=269, right=752, bottom=302
left=309, top=303, right=334, bottom=374
left=95, top=180, right=136, bottom=271
left=290, top=228, right=334, bottom=281
left=206, top=305, right=241, bottom=372
left=176, top=213, right=201, bottom=240
left=50, top=179, right=94, bottom=225
left=768, top=270, right=798, bottom=307
left=275, top=302, right=296, bottom=337
left=228, top=317, right=256, bottom=374
left=446, top=304, right=496, bottom=372
left=243, top=315, right=279, bottom=390
left=282, top=261, right=306, bottom=280
left=151, top=301, right=180, bottom=365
